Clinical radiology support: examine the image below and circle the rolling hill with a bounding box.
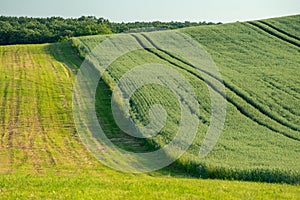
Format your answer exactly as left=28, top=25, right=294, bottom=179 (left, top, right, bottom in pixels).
left=0, top=15, right=299, bottom=199
left=72, top=15, right=300, bottom=182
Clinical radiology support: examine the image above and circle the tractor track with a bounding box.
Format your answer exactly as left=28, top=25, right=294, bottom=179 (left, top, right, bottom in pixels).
left=139, top=33, right=300, bottom=131
left=7, top=58, right=22, bottom=170
left=247, top=21, right=300, bottom=48
left=130, top=33, right=300, bottom=142
left=258, top=20, right=300, bottom=42
left=139, top=33, right=300, bottom=130
left=35, top=58, right=57, bottom=167
left=0, top=82, right=9, bottom=148
left=49, top=61, right=83, bottom=165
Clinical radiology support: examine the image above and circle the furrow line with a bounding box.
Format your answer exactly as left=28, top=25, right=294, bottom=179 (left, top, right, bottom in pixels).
left=35, top=58, right=57, bottom=167
left=141, top=33, right=300, bottom=131
left=49, top=61, right=83, bottom=165
left=0, top=82, right=9, bottom=147
left=247, top=21, right=300, bottom=48
left=258, top=20, right=300, bottom=41
left=131, top=34, right=300, bottom=142
left=8, top=57, right=23, bottom=169
left=139, top=33, right=300, bottom=132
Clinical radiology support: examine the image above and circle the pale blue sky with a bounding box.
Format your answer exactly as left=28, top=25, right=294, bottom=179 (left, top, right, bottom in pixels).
left=1, top=0, right=299, bottom=22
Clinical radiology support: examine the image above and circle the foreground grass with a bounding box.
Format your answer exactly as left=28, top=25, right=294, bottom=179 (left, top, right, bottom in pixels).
left=1, top=172, right=299, bottom=200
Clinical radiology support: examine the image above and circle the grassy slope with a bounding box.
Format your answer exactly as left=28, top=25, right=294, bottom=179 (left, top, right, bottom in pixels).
left=0, top=43, right=102, bottom=173
left=181, top=16, right=300, bottom=168
left=1, top=42, right=298, bottom=199
left=72, top=15, right=300, bottom=183
left=181, top=15, right=300, bottom=165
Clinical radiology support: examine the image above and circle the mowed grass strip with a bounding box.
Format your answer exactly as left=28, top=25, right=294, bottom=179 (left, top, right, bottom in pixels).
left=0, top=44, right=102, bottom=173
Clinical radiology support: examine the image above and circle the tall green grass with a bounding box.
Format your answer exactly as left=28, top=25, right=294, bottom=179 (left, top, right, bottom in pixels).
left=71, top=15, right=300, bottom=183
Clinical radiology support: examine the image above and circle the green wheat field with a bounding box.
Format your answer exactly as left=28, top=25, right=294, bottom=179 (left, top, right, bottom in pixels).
left=0, top=15, right=299, bottom=199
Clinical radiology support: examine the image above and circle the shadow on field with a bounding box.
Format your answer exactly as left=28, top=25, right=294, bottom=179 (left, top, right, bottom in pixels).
left=47, top=40, right=300, bottom=185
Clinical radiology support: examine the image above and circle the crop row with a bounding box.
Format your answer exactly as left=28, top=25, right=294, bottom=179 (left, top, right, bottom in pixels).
left=247, top=21, right=300, bottom=48
left=133, top=33, right=300, bottom=140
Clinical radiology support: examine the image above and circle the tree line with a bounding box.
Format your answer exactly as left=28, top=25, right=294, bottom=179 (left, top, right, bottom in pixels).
left=0, top=16, right=220, bottom=45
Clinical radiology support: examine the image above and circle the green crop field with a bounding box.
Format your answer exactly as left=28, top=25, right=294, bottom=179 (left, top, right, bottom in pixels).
left=0, top=15, right=299, bottom=199
left=72, top=15, right=300, bottom=183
